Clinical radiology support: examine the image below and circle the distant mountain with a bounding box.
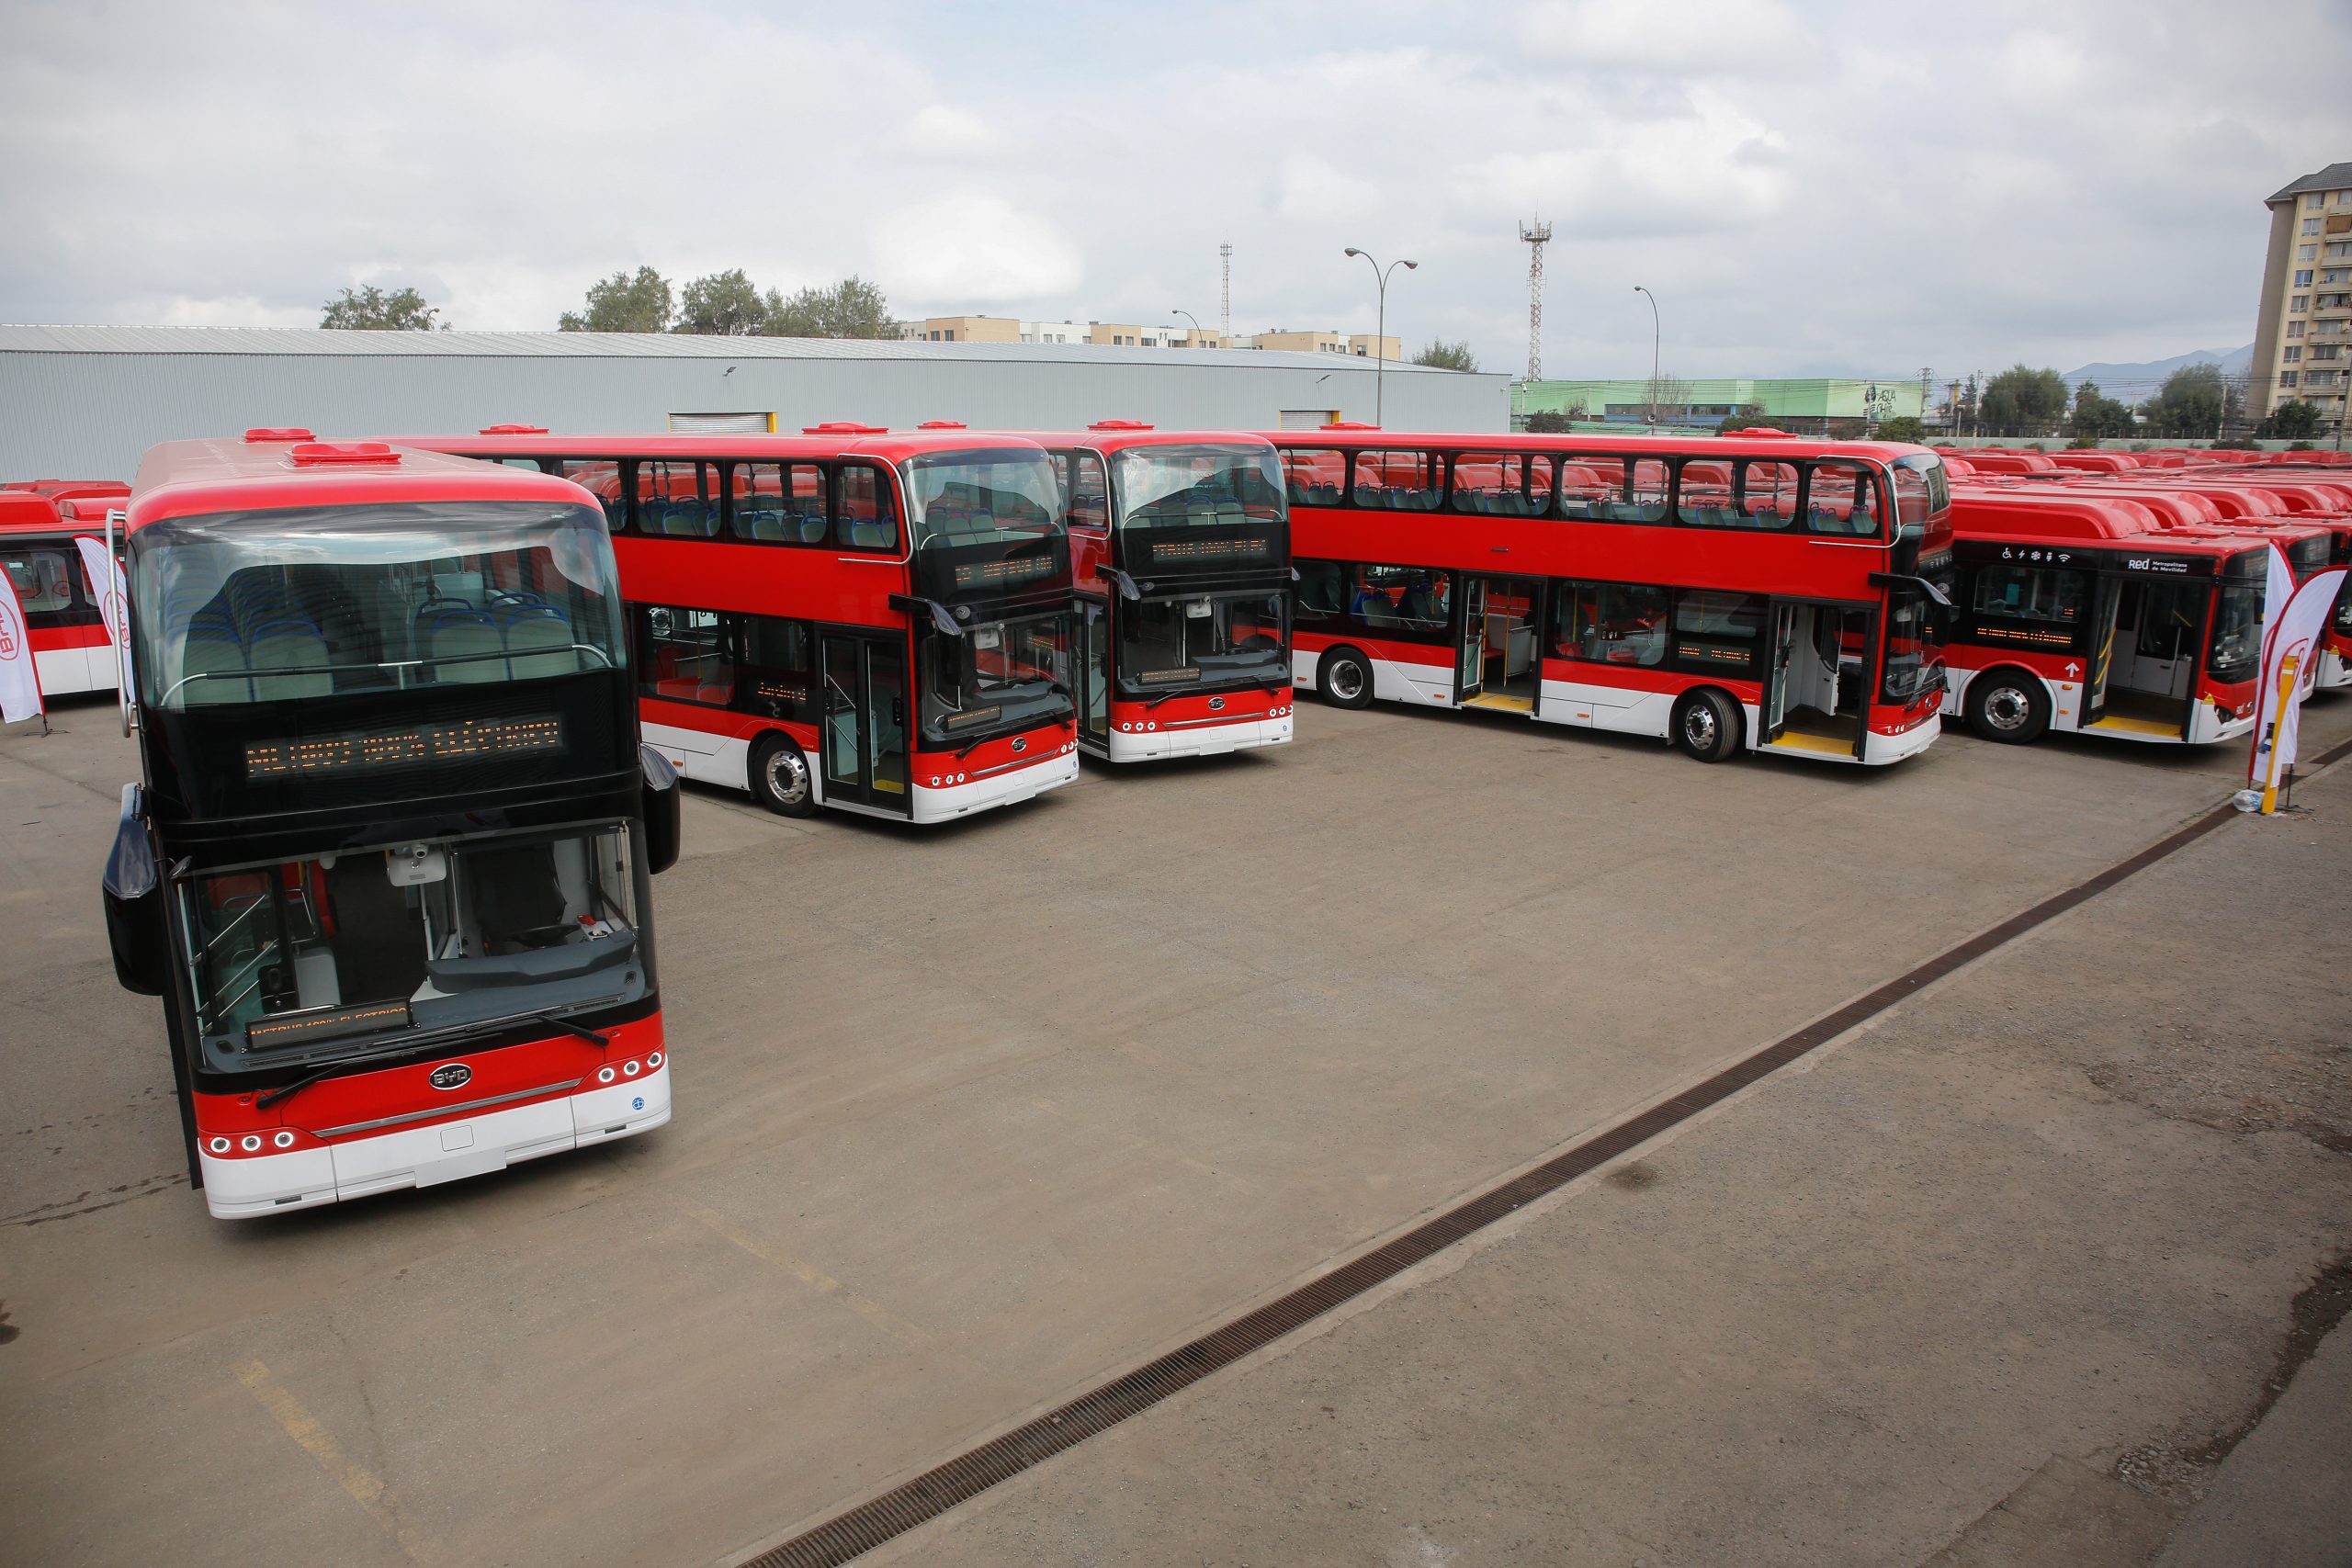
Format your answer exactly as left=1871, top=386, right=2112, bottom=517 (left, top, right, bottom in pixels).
left=2063, top=344, right=2254, bottom=393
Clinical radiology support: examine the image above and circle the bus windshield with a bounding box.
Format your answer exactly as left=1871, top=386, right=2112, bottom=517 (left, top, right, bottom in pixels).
left=919, top=609, right=1071, bottom=744
left=1114, top=445, right=1285, bottom=527
left=2208, top=574, right=2264, bottom=684
left=133, top=502, right=623, bottom=711
left=180, top=823, right=647, bottom=1073
left=1122, top=591, right=1288, bottom=693
left=902, top=451, right=1061, bottom=550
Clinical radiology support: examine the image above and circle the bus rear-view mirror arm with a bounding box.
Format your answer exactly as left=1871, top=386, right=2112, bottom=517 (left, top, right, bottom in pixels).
left=1094, top=566, right=1148, bottom=601
left=888, top=593, right=966, bottom=637
left=1868, top=570, right=1953, bottom=608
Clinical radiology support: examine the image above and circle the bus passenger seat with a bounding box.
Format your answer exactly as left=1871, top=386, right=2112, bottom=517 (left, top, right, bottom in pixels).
left=247, top=620, right=334, bottom=699
left=503, top=607, right=576, bottom=678
left=427, top=609, right=505, bottom=682
left=182, top=626, right=251, bottom=705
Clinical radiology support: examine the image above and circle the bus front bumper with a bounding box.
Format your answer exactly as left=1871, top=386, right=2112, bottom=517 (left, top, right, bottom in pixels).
left=1103, top=712, right=1294, bottom=762
left=197, top=1062, right=672, bottom=1219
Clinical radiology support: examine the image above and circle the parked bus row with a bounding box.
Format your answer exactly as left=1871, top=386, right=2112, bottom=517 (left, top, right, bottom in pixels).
left=61, top=426, right=2346, bottom=1223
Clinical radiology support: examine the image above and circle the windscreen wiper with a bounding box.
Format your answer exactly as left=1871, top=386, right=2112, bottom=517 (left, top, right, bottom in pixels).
left=254, top=1060, right=365, bottom=1111
left=516, top=1009, right=611, bottom=1047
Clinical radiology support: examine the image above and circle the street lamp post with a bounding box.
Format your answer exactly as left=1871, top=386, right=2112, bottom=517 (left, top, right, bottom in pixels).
left=1344, top=247, right=1419, bottom=425
left=1170, top=309, right=1204, bottom=347
left=1633, top=286, right=1660, bottom=427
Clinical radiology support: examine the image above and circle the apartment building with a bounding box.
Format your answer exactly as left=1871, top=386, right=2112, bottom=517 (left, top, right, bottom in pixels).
left=899, top=315, right=1396, bottom=357
left=2250, top=161, right=2352, bottom=428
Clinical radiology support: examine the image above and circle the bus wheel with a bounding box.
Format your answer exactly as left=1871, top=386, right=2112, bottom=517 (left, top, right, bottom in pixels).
left=1965, top=672, right=2048, bottom=744
left=750, top=735, right=818, bottom=817
left=1673, top=689, right=1741, bottom=762
left=1319, top=648, right=1374, bottom=710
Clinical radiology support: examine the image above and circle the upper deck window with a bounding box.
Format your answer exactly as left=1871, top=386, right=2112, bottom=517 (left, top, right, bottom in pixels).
left=1802, top=461, right=1886, bottom=538
left=728, top=462, right=829, bottom=544
left=902, top=450, right=1056, bottom=552
left=1448, top=453, right=1555, bottom=517
left=1892, top=455, right=1949, bottom=532
left=1679, top=459, right=1798, bottom=529
left=1279, top=448, right=1348, bottom=508
left=132, top=501, right=623, bottom=711
left=1349, top=449, right=1443, bottom=512
left=1113, top=444, right=1283, bottom=529
left=633, top=460, right=722, bottom=538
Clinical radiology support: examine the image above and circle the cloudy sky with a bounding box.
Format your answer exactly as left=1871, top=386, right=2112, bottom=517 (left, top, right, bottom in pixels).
left=3, top=0, right=2346, bottom=384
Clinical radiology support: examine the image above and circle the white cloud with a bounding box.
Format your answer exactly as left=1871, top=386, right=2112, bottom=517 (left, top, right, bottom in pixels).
left=899, top=104, right=1009, bottom=159
left=870, top=194, right=1083, bottom=303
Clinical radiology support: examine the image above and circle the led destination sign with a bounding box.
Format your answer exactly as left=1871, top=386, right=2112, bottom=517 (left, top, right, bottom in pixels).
left=245, top=715, right=563, bottom=779
left=1146, top=536, right=1272, bottom=568
left=947, top=554, right=1059, bottom=590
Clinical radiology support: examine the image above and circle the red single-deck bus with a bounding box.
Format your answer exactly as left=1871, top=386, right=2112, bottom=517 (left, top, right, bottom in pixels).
left=1030, top=423, right=1294, bottom=761
left=1266, top=428, right=1952, bottom=764
left=0, top=489, right=119, bottom=695
left=102, top=432, right=681, bottom=1218
left=394, top=427, right=1080, bottom=823
left=1941, top=491, right=2269, bottom=744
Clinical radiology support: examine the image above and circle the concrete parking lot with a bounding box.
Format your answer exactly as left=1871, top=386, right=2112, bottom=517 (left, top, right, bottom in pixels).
left=4, top=694, right=2348, bottom=1567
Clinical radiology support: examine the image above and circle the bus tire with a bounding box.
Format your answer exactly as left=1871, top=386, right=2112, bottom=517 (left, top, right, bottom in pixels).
left=1964, top=670, right=2048, bottom=744
left=1673, top=688, right=1741, bottom=762
left=1318, top=647, right=1374, bottom=710
left=750, top=734, right=818, bottom=817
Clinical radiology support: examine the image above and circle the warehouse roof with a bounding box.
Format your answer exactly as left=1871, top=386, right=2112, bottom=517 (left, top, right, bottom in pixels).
left=0, top=323, right=1457, bottom=375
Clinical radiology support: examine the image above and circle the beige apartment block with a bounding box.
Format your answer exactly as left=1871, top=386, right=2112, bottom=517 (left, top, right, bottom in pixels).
left=1347, top=333, right=1403, bottom=361
left=1249, top=329, right=1351, bottom=355
left=2250, top=161, right=2352, bottom=426
left=916, top=315, right=1021, bottom=344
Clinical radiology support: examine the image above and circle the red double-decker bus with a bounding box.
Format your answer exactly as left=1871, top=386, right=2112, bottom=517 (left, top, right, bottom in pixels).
left=102, top=433, right=681, bottom=1218
left=0, top=489, right=119, bottom=696
left=1029, top=423, right=1294, bottom=761
left=1940, top=491, right=2272, bottom=745
left=1264, top=427, right=1951, bottom=764
left=395, top=427, right=1080, bottom=823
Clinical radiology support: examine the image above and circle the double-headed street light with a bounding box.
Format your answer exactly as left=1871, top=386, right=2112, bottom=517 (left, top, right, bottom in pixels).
left=1344, top=247, right=1419, bottom=425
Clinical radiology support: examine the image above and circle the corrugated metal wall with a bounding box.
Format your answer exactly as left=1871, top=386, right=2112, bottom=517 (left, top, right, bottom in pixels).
left=0, top=344, right=1509, bottom=479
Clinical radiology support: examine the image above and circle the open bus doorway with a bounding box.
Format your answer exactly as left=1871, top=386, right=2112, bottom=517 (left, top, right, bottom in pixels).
left=2081, top=578, right=2196, bottom=739
left=1762, top=600, right=1870, bottom=759
left=1457, top=574, right=1539, bottom=715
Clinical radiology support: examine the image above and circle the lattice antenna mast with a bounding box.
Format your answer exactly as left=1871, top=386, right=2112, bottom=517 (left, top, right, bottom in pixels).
left=1519, top=219, right=1553, bottom=381
left=1219, top=243, right=1233, bottom=340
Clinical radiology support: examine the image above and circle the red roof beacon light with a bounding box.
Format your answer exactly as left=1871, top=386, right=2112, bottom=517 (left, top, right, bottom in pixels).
left=480, top=424, right=548, bottom=435
left=1087, top=419, right=1155, bottom=432
left=243, top=427, right=315, bottom=443
left=917, top=420, right=967, bottom=430
left=288, top=441, right=402, bottom=467
left=802, top=422, right=889, bottom=435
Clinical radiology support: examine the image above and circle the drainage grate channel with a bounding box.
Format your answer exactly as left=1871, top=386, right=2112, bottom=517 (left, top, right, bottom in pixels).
left=740, top=763, right=2342, bottom=1568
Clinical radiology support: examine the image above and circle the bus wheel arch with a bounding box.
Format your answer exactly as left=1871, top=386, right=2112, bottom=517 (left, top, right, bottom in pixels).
left=1318, top=646, right=1374, bottom=710
left=1672, top=686, right=1743, bottom=762
left=1962, top=667, right=2051, bottom=744
left=749, top=732, right=819, bottom=816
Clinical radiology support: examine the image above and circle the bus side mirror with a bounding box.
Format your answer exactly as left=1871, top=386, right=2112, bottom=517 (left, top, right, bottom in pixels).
left=639, top=745, right=681, bottom=876
left=102, top=784, right=167, bottom=996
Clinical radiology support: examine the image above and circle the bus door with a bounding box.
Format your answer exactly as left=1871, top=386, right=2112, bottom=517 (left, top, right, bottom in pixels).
left=1457, top=575, right=1537, bottom=713
left=2081, top=576, right=2124, bottom=727
left=1076, top=598, right=1111, bottom=752
left=1762, top=602, right=1798, bottom=741
left=2113, top=581, right=2199, bottom=735
left=820, top=630, right=911, bottom=815
left=1456, top=577, right=1488, bottom=704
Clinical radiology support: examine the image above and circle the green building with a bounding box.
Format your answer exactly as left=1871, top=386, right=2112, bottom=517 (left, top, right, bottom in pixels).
left=1511, top=377, right=1928, bottom=434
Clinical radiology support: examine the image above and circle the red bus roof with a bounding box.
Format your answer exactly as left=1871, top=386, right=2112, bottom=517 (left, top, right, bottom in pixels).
left=1263, top=429, right=1938, bottom=464
left=0, top=491, right=67, bottom=532
left=374, top=429, right=1053, bottom=464
left=125, top=436, right=605, bottom=531
left=1950, top=491, right=2257, bottom=558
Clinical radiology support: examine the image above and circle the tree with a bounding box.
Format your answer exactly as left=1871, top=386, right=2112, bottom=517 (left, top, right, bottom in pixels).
left=764, top=276, right=897, bottom=338
left=560, top=266, right=674, bottom=333
left=2143, top=363, right=2230, bottom=438
left=1412, top=339, right=1479, bottom=372
left=676, top=269, right=768, bottom=335
left=321, top=285, right=443, bottom=331
left=1521, top=406, right=1584, bottom=433
left=1977, top=364, right=2068, bottom=435
left=1641, top=372, right=1693, bottom=425
left=1875, top=415, right=1926, bottom=443
left=2069, top=378, right=2136, bottom=440
left=2258, top=399, right=2323, bottom=440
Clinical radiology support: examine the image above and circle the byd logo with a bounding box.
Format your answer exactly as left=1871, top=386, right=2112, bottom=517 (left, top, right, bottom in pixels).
left=427, top=1063, right=472, bottom=1091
